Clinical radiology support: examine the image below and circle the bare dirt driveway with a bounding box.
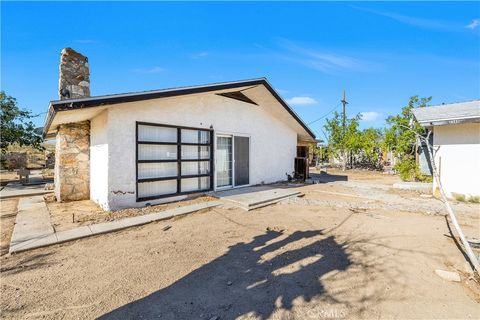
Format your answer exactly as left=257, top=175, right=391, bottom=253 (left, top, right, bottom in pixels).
left=1, top=170, right=479, bottom=319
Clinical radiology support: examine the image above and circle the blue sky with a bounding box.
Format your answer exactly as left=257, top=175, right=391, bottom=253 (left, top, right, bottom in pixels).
left=2, top=2, right=479, bottom=140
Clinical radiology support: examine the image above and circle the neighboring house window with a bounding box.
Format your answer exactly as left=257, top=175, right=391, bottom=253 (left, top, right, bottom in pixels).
left=136, top=122, right=213, bottom=201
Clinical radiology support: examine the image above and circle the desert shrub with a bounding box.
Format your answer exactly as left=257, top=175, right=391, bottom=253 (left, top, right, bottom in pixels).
left=468, top=195, right=480, bottom=204
left=394, top=156, right=417, bottom=181
left=394, top=155, right=432, bottom=182
left=452, top=193, right=466, bottom=202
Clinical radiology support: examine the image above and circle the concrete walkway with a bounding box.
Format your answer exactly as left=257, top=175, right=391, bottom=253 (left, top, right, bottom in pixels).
left=9, top=197, right=56, bottom=252
left=9, top=196, right=222, bottom=253
left=0, top=181, right=53, bottom=199
left=214, top=186, right=302, bottom=210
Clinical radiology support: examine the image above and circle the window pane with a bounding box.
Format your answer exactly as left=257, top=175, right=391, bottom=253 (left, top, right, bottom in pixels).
left=181, top=161, right=210, bottom=176
left=138, top=125, right=177, bottom=142
left=181, top=129, right=210, bottom=144
left=138, top=180, right=177, bottom=198
left=216, top=136, right=232, bottom=187
left=181, top=145, right=210, bottom=160
left=138, top=144, right=177, bottom=160
left=181, top=177, right=210, bottom=192
left=138, top=163, right=177, bottom=179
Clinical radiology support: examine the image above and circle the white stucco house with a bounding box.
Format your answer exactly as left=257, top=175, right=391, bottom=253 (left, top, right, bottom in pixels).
left=44, top=76, right=316, bottom=211
left=412, top=100, right=480, bottom=200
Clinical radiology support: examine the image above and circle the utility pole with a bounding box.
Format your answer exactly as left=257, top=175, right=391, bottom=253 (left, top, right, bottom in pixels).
left=341, top=90, right=348, bottom=134
left=341, top=90, right=348, bottom=171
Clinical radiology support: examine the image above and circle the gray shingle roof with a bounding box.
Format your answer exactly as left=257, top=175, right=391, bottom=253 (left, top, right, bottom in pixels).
left=412, top=100, right=480, bottom=125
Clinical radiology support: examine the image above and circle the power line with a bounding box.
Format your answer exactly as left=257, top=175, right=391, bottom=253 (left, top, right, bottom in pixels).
left=32, top=111, right=48, bottom=117
left=312, top=127, right=330, bottom=144
left=307, top=102, right=342, bottom=125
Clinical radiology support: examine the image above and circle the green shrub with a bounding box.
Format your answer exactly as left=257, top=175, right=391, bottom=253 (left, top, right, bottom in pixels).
left=394, top=156, right=417, bottom=181
left=468, top=195, right=480, bottom=204
left=452, top=193, right=466, bottom=202
left=394, top=156, right=433, bottom=182
left=416, top=173, right=433, bottom=183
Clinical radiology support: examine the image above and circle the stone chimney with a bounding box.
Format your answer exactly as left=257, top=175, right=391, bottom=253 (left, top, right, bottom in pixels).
left=58, top=48, right=90, bottom=100
left=54, top=48, right=91, bottom=202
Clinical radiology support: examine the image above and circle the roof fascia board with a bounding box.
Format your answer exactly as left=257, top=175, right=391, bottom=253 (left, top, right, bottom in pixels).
left=43, top=78, right=316, bottom=140
left=418, top=117, right=480, bottom=127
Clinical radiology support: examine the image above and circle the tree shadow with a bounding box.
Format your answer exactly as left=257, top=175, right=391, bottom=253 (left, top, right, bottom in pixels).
left=0, top=252, right=54, bottom=275
left=100, top=230, right=352, bottom=319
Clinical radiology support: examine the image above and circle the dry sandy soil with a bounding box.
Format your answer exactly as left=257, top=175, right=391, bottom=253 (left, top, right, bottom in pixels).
left=46, top=195, right=219, bottom=232
left=0, top=172, right=19, bottom=186
left=0, top=199, right=18, bottom=256
left=1, top=170, right=479, bottom=319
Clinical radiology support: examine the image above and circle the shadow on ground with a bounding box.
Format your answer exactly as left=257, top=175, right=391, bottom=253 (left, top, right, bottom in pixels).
left=0, top=252, right=54, bottom=275
left=310, top=172, right=348, bottom=183
left=100, top=230, right=351, bottom=319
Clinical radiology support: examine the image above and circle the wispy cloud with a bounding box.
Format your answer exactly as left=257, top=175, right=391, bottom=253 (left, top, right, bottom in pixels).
left=286, top=96, right=318, bottom=106
left=191, top=52, right=209, bottom=59
left=466, top=19, right=479, bottom=30
left=361, top=111, right=381, bottom=121
left=351, top=5, right=453, bottom=31
left=75, top=39, right=96, bottom=44
left=132, top=66, right=165, bottom=74
left=278, top=39, right=380, bottom=74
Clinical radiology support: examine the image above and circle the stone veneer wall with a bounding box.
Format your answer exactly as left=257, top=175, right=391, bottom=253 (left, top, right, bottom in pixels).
left=54, top=121, right=90, bottom=201
left=54, top=47, right=91, bottom=202
left=58, top=48, right=90, bottom=99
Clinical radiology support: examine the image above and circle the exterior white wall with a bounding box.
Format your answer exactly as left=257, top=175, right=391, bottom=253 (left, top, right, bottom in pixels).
left=100, top=93, right=297, bottom=210
left=433, top=122, right=480, bottom=199
left=90, top=110, right=110, bottom=210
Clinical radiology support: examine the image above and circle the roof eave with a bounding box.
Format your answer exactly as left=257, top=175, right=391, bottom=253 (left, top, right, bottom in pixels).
left=417, top=116, right=480, bottom=127
left=42, top=78, right=316, bottom=140
left=42, top=103, right=56, bottom=138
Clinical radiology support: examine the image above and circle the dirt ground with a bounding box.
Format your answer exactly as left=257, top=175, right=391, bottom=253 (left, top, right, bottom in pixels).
left=46, top=195, right=219, bottom=232
left=0, top=172, right=19, bottom=186
left=0, top=199, right=18, bottom=256
left=1, top=170, right=479, bottom=319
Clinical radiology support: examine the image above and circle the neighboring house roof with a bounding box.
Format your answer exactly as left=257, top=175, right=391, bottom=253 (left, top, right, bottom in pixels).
left=412, top=100, right=480, bottom=127
left=43, top=78, right=315, bottom=140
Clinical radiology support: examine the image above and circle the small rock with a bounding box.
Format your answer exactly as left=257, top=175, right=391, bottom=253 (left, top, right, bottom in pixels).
left=209, top=317, right=219, bottom=320
left=435, top=269, right=461, bottom=282
left=162, top=225, right=172, bottom=231
left=44, top=183, right=55, bottom=191
left=227, top=281, right=232, bottom=286
left=43, top=193, right=56, bottom=203
left=266, top=226, right=285, bottom=233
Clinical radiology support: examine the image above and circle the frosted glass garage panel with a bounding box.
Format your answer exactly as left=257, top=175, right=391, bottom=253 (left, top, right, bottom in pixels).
left=138, top=144, right=177, bottom=160
left=138, top=180, right=177, bottom=198
left=138, top=125, right=177, bottom=142
left=181, top=161, right=210, bottom=176
left=181, top=145, right=210, bottom=160
left=181, top=177, right=210, bottom=192
left=181, top=129, right=210, bottom=144
left=138, top=163, right=177, bottom=179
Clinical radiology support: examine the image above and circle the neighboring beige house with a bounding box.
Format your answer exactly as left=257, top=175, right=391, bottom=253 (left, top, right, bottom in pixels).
left=412, top=100, right=480, bottom=200
left=43, top=48, right=316, bottom=211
